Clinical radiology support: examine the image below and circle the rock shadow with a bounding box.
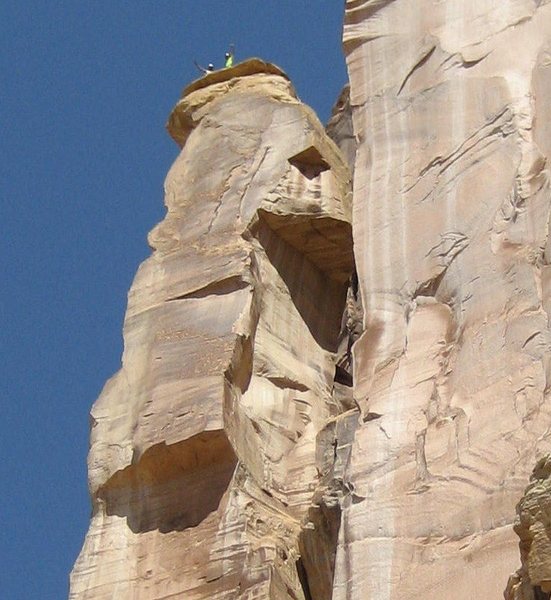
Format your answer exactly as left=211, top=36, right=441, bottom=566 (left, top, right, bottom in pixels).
left=98, top=431, right=237, bottom=534
left=535, top=586, right=551, bottom=600
left=255, top=218, right=349, bottom=352
left=298, top=497, right=342, bottom=600
left=289, top=145, right=331, bottom=180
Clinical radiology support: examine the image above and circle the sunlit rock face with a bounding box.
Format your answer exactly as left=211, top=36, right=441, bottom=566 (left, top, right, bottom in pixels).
left=71, top=4, right=551, bottom=596
left=338, top=1, right=551, bottom=598
left=69, top=59, right=353, bottom=599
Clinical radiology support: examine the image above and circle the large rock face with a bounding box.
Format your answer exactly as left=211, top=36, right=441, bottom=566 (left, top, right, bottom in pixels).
left=69, top=59, right=353, bottom=599
left=72, top=5, right=551, bottom=598
left=338, top=1, right=551, bottom=598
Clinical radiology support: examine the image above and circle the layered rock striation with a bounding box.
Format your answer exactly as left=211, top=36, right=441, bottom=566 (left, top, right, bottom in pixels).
left=338, top=1, right=551, bottom=598
left=70, top=59, right=353, bottom=599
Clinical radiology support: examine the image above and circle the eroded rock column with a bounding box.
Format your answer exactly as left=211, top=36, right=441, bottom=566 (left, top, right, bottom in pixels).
left=338, top=1, right=551, bottom=598
left=69, top=60, right=353, bottom=599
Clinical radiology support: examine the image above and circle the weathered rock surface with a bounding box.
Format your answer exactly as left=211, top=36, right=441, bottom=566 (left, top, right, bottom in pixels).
left=73, top=4, right=551, bottom=598
left=338, top=1, right=551, bottom=598
left=69, top=60, right=353, bottom=599
left=506, top=456, right=551, bottom=600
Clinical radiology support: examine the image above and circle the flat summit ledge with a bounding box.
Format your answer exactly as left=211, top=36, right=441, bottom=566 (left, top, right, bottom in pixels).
left=182, top=58, right=290, bottom=97
left=168, top=58, right=295, bottom=147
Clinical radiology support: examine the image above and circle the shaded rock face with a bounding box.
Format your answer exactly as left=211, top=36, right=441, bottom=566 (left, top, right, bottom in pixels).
left=70, top=60, right=353, bottom=599
left=506, top=456, right=551, bottom=600
left=326, top=84, right=357, bottom=172
left=337, top=1, right=551, bottom=599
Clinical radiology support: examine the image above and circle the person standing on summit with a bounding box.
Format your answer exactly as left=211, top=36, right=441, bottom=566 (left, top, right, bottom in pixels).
left=225, top=44, right=235, bottom=67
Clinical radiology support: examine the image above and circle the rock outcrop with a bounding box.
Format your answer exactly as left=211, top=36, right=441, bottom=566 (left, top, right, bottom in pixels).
left=337, top=1, right=551, bottom=598
left=506, top=456, right=551, bottom=600
left=69, top=59, right=353, bottom=599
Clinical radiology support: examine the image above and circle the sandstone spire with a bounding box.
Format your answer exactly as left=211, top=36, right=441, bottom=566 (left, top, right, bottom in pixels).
left=70, top=59, right=353, bottom=599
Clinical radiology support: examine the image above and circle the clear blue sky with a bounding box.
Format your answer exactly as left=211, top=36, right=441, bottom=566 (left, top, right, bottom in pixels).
left=1, top=2, right=347, bottom=598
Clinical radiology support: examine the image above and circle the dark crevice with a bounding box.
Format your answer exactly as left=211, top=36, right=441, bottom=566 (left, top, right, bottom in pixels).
left=535, top=586, right=551, bottom=600
left=397, top=46, right=436, bottom=96
left=225, top=334, right=254, bottom=394
left=463, top=53, right=491, bottom=68
left=298, top=496, right=342, bottom=600
left=414, top=268, right=447, bottom=298
left=296, top=558, right=314, bottom=600
left=290, top=162, right=328, bottom=180
left=363, top=411, right=383, bottom=423
left=335, top=364, right=353, bottom=387
left=267, top=376, right=309, bottom=392
left=522, top=331, right=542, bottom=349
left=351, top=270, right=359, bottom=299
left=289, top=145, right=331, bottom=179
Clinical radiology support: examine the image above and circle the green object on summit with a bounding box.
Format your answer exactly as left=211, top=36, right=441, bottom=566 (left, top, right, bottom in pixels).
left=225, top=44, right=235, bottom=68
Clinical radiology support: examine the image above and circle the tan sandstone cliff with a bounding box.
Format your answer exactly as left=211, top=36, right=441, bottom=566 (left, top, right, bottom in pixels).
left=72, top=3, right=551, bottom=599
left=338, top=1, right=551, bottom=598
